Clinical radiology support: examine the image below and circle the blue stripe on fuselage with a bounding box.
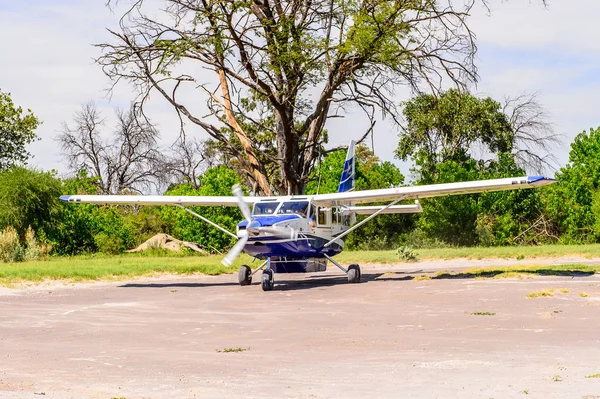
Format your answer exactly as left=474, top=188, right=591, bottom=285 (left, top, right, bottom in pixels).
left=243, top=233, right=343, bottom=261
left=238, top=214, right=300, bottom=228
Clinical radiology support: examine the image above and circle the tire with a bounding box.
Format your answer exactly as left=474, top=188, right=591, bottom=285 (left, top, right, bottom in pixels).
left=347, top=264, right=361, bottom=283
left=262, top=269, right=274, bottom=291
left=238, top=265, right=252, bottom=286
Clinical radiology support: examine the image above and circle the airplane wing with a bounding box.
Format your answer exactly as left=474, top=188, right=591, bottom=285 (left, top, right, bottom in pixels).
left=59, top=194, right=263, bottom=206
left=311, top=176, right=556, bottom=206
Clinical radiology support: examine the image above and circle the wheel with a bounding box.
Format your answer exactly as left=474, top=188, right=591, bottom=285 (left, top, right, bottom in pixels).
left=261, top=269, right=274, bottom=291
left=238, top=265, right=252, bottom=286
left=347, top=264, right=361, bottom=283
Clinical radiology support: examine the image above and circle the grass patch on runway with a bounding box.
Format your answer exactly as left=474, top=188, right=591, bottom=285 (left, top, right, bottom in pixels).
left=470, top=311, right=496, bottom=316
left=339, top=243, right=600, bottom=263
left=527, top=289, right=555, bottom=298
left=433, top=264, right=599, bottom=280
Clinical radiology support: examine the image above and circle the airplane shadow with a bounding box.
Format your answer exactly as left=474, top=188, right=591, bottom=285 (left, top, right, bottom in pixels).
left=118, top=268, right=595, bottom=291
left=120, top=282, right=242, bottom=288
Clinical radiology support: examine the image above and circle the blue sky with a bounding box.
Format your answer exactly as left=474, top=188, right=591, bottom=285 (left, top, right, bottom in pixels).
left=0, top=0, right=598, bottom=179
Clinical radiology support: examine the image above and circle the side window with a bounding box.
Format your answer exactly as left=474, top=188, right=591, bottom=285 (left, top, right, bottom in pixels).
left=317, top=207, right=328, bottom=225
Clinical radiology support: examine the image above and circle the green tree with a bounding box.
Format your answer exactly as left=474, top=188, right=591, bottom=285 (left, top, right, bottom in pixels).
left=160, top=165, right=243, bottom=252
left=396, top=89, right=514, bottom=181
left=98, top=0, right=489, bottom=194
left=0, top=167, right=61, bottom=241
left=541, top=127, right=600, bottom=243
left=0, top=90, right=40, bottom=170
left=306, top=145, right=409, bottom=249
left=416, top=153, right=544, bottom=246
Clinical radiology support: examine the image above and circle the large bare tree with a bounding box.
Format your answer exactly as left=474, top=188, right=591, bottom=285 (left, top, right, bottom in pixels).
left=503, top=93, right=561, bottom=174
left=58, top=102, right=164, bottom=194
left=97, top=0, right=501, bottom=194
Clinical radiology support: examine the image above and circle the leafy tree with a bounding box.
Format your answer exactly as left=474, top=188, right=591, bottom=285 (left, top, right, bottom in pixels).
left=541, top=127, right=600, bottom=243
left=0, top=167, right=61, bottom=241
left=416, top=153, right=545, bottom=246
left=97, top=0, right=489, bottom=195
left=0, top=90, right=40, bottom=170
left=396, top=89, right=556, bottom=180
left=160, top=165, right=243, bottom=252
left=50, top=170, right=166, bottom=255
left=306, top=145, right=409, bottom=249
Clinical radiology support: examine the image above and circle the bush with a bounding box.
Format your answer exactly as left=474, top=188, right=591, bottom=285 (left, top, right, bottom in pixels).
left=397, top=245, right=418, bottom=262
left=23, top=227, right=51, bottom=260
left=0, top=227, right=52, bottom=263
left=0, top=227, right=24, bottom=262
left=94, top=232, right=125, bottom=255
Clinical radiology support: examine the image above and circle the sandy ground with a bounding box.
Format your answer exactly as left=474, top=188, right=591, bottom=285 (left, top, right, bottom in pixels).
left=1, top=259, right=600, bottom=399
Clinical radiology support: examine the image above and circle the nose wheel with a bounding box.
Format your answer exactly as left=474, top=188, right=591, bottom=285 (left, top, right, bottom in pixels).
left=262, top=269, right=275, bottom=291
left=238, top=265, right=252, bottom=286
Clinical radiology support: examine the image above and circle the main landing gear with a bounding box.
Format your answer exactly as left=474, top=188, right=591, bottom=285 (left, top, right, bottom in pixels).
left=324, top=254, right=361, bottom=284
left=237, top=257, right=361, bottom=290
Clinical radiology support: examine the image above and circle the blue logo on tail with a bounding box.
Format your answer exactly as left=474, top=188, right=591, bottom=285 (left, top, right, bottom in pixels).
left=338, top=140, right=356, bottom=193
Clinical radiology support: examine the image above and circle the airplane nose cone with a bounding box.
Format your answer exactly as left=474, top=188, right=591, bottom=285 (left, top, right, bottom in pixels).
left=247, top=220, right=261, bottom=236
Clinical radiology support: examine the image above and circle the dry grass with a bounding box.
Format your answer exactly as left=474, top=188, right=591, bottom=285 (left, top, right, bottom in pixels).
left=527, top=289, right=555, bottom=298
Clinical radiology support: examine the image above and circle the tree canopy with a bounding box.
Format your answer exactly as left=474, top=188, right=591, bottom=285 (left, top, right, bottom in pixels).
left=98, top=0, right=485, bottom=194
left=396, top=89, right=556, bottom=181
left=0, top=90, right=40, bottom=170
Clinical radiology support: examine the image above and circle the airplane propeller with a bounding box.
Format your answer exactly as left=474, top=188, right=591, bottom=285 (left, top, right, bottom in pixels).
left=222, top=184, right=299, bottom=266
left=222, top=184, right=251, bottom=266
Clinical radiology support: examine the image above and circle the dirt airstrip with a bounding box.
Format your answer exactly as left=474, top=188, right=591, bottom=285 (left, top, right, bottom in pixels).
left=1, top=259, right=600, bottom=399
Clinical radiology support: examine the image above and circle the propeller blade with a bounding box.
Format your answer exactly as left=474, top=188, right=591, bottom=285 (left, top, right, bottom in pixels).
left=232, top=184, right=252, bottom=222
left=222, top=233, right=249, bottom=267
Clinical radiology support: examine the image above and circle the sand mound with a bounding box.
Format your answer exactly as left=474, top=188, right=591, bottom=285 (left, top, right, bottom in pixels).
left=126, top=234, right=204, bottom=253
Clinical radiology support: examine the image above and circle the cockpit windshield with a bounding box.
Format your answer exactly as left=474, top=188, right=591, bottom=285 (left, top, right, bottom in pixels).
left=253, top=202, right=280, bottom=215
left=278, top=201, right=309, bottom=217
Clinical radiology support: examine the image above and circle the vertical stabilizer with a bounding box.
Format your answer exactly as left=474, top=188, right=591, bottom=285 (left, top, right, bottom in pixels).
left=338, top=140, right=356, bottom=193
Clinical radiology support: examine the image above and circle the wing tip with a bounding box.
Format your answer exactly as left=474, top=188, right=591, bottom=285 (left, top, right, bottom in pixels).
left=527, top=175, right=557, bottom=184
left=59, top=195, right=71, bottom=202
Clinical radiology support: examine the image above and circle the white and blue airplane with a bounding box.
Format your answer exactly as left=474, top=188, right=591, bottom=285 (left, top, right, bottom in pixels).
left=60, top=141, right=556, bottom=291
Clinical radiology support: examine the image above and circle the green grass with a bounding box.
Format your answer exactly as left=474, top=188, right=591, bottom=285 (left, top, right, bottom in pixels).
left=338, top=243, right=600, bottom=263
left=585, top=374, right=600, bottom=379
left=2, top=244, right=600, bottom=286
left=470, top=311, right=496, bottom=316
left=0, top=253, right=253, bottom=286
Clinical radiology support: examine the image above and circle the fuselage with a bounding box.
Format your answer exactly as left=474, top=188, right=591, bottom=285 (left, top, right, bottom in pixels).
left=236, top=197, right=354, bottom=272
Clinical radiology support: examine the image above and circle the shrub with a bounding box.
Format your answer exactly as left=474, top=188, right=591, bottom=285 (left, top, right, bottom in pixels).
left=397, top=245, right=418, bottom=262
left=23, top=227, right=51, bottom=260
left=94, top=233, right=125, bottom=255
left=0, top=227, right=24, bottom=262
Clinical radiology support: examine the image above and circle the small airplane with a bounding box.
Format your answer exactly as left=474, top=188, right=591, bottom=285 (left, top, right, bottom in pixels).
left=60, top=141, right=556, bottom=291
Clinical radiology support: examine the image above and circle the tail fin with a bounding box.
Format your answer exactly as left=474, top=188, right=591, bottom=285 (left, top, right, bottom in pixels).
left=338, top=140, right=356, bottom=193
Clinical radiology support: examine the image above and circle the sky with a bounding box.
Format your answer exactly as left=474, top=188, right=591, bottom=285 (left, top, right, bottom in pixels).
left=1, top=0, right=599, bottom=180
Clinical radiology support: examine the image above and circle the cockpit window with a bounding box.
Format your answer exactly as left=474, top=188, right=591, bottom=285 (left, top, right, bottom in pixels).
left=278, top=201, right=309, bottom=217
left=253, top=202, right=280, bottom=215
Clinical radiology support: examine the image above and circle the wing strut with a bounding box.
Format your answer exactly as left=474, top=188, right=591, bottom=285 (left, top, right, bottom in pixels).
left=321, top=195, right=408, bottom=249
left=176, top=204, right=237, bottom=239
